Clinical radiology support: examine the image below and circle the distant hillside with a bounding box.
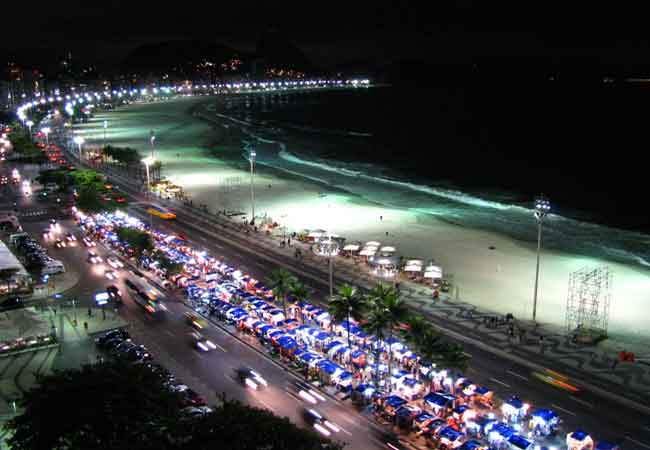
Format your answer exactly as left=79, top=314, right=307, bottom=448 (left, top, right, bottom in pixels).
left=121, top=40, right=245, bottom=72
left=255, top=30, right=315, bottom=73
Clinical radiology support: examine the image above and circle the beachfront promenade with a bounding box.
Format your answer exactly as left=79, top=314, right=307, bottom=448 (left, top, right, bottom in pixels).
left=79, top=154, right=650, bottom=412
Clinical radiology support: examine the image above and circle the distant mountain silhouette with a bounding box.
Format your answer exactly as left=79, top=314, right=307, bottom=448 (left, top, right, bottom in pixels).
left=121, top=40, right=245, bottom=72
left=255, top=30, right=314, bottom=73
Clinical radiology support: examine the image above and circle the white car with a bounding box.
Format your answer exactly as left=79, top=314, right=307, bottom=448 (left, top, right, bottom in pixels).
left=104, top=270, right=118, bottom=280
left=190, top=332, right=217, bottom=352
left=82, top=237, right=96, bottom=247
left=88, top=251, right=103, bottom=264
left=107, top=256, right=124, bottom=269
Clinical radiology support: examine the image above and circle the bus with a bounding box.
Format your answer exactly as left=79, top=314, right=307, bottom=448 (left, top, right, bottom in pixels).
left=146, top=204, right=176, bottom=220
left=125, top=277, right=167, bottom=316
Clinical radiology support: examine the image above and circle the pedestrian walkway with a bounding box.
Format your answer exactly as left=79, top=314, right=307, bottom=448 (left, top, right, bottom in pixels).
left=86, top=149, right=650, bottom=409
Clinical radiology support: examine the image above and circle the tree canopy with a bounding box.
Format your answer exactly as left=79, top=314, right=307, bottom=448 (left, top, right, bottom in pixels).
left=4, top=361, right=342, bottom=450
left=116, top=226, right=154, bottom=256
left=103, top=145, right=141, bottom=165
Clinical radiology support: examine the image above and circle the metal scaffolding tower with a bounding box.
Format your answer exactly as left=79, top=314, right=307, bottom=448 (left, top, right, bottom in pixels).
left=565, top=266, right=612, bottom=342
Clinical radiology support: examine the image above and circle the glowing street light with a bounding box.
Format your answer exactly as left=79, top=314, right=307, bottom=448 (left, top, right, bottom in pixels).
left=248, top=148, right=256, bottom=224
left=142, top=156, right=155, bottom=229
left=103, top=120, right=108, bottom=146
left=149, top=129, right=156, bottom=158
left=26, top=120, right=34, bottom=139
left=41, top=127, right=51, bottom=146
left=532, top=195, right=551, bottom=322
left=73, top=136, right=85, bottom=158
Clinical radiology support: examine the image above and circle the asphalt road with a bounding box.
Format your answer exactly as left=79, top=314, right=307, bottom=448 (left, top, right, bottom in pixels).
left=29, top=217, right=404, bottom=450
left=126, top=205, right=650, bottom=448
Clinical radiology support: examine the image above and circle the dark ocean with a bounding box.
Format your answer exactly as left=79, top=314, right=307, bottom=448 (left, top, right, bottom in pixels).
left=210, top=80, right=650, bottom=268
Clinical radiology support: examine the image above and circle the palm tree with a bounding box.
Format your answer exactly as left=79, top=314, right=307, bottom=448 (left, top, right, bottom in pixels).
left=266, top=268, right=297, bottom=319
left=400, top=314, right=435, bottom=376
left=361, top=302, right=390, bottom=387
left=0, top=268, right=18, bottom=297
left=328, top=284, right=367, bottom=351
left=380, top=293, right=410, bottom=383
left=289, top=279, right=309, bottom=322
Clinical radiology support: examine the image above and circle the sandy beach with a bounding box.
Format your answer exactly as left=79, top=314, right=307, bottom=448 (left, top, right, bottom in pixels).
left=76, top=96, right=650, bottom=348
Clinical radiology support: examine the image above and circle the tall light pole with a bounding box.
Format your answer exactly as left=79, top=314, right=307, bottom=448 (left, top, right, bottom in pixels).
left=249, top=148, right=256, bottom=224
left=103, top=120, right=108, bottom=146
left=26, top=120, right=34, bottom=140
left=142, top=157, right=155, bottom=230
left=73, top=136, right=84, bottom=159
left=150, top=129, right=156, bottom=159
left=41, top=127, right=51, bottom=146
left=532, top=195, right=551, bottom=322
left=324, top=234, right=335, bottom=298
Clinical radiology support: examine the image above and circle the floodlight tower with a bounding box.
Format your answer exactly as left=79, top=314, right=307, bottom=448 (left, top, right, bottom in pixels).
left=532, top=195, right=551, bottom=322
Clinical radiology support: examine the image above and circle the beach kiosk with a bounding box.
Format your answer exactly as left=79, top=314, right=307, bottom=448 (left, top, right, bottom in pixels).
left=424, top=391, right=456, bottom=417
left=528, top=409, right=560, bottom=437
left=501, top=396, right=529, bottom=423
left=486, top=422, right=515, bottom=448
left=438, top=426, right=466, bottom=449
left=508, top=435, right=533, bottom=450
left=566, top=430, right=595, bottom=450
left=459, top=440, right=490, bottom=450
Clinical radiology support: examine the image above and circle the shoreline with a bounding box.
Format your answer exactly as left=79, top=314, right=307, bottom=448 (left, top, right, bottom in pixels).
left=80, top=97, right=650, bottom=348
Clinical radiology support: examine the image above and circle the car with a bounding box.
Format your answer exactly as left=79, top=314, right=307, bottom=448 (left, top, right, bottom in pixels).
left=103, top=336, right=131, bottom=351
left=49, top=219, right=61, bottom=233
left=0, top=176, right=8, bottom=185
left=120, top=345, right=152, bottom=363
left=54, top=239, right=67, bottom=248
left=180, top=406, right=213, bottom=418
left=115, top=196, right=126, bottom=203
left=302, top=408, right=341, bottom=437
left=106, top=285, right=123, bottom=303
left=111, top=340, right=136, bottom=355
left=190, top=332, right=217, bottom=352
left=88, top=250, right=103, bottom=264
left=107, top=256, right=124, bottom=269
left=287, top=380, right=326, bottom=404
left=82, top=237, right=96, bottom=247
left=170, top=384, right=190, bottom=393
left=104, top=269, right=118, bottom=281
left=180, top=389, right=207, bottom=407
left=235, top=367, right=268, bottom=390
left=95, top=329, right=130, bottom=348
left=42, top=229, right=53, bottom=240
left=65, top=233, right=77, bottom=242
left=184, top=312, right=207, bottom=330
left=124, top=279, right=140, bottom=293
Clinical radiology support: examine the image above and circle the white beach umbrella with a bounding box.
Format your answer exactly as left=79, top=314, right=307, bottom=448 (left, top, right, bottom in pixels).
left=309, top=229, right=327, bottom=238
left=406, top=259, right=423, bottom=266
left=343, top=244, right=360, bottom=251
left=380, top=246, right=396, bottom=253
left=404, top=265, right=423, bottom=272
left=359, top=249, right=376, bottom=256
left=365, top=241, right=381, bottom=247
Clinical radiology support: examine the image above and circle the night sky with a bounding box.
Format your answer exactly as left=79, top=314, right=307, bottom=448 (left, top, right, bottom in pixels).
left=3, top=1, right=650, bottom=70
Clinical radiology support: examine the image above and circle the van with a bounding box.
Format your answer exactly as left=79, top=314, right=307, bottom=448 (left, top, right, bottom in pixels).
left=42, top=260, right=65, bottom=275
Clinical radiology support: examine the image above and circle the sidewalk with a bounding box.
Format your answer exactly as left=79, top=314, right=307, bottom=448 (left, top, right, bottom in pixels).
left=74, top=140, right=650, bottom=409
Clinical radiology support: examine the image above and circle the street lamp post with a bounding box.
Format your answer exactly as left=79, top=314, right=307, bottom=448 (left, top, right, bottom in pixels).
left=103, top=120, right=108, bottom=146
left=26, top=120, right=33, bottom=140
left=324, top=234, right=335, bottom=298
left=249, top=149, right=256, bottom=225
left=41, top=127, right=51, bottom=146
left=73, top=136, right=84, bottom=160
left=150, top=129, right=156, bottom=159
left=142, top=156, right=155, bottom=229
left=532, top=195, right=551, bottom=323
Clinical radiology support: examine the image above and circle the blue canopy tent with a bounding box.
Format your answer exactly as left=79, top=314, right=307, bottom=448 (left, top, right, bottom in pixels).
left=383, top=395, right=407, bottom=413
left=438, top=426, right=464, bottom=445
left=278, top=336, right=298, bottom=351
left=458, top=440, right=487, bottom=450
left=508, top=435, right=532, bottom=450
left=299, top=352, right=323, bottom=366
left=324, top=340, right=345, bottom=353
left=595, top=442, right=619, bottom=450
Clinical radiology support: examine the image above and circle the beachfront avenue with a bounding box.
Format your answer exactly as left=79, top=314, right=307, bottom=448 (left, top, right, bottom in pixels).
left=8, top=84, right=650, bottom=449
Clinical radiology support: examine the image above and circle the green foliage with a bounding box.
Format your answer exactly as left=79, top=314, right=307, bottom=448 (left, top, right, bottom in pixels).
left=329, top=284, right=367, bottom=350
left=4, top=361, right=342, bottom=450
left=36, top=169, right=70, bottom=189
left=103, top=145, right=141, bottom=165
left=267, top=268, right=298, bottom=318
left=154, top=250, right=184, bottom=276
left=77, top=184, right=112, bottom=214
left=70, top=169, right=105, bottom=190
left=5, top=361, right=185, bottom=450
left=116, top=226, right=154, bottom=256
left=179, top=398, right=343, bottom=450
